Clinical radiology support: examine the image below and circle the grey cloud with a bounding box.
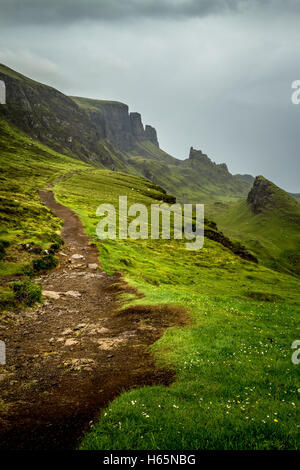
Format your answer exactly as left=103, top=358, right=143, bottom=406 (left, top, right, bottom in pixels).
left=0, top=0, right=274, bottom=25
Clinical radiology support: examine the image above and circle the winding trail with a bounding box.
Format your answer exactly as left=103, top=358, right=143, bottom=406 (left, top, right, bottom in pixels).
left=0, top=189, right=187, bottom=450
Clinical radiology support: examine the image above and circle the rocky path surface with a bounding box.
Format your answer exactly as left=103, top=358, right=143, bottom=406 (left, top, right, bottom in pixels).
left=0, top=190, right=187, bottom=450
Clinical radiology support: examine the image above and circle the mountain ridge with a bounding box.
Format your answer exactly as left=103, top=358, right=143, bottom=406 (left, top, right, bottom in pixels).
left=0, top=63, right=253, bottom=203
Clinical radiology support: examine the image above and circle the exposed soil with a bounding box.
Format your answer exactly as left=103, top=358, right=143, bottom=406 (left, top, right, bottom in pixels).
left=0, top=190, right=188, bottom=450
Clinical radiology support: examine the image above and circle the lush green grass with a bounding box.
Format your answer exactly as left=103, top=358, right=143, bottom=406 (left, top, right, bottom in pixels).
left=81, top=298, right=299, bottom=450
left=52, top=169, right=300, bottom=450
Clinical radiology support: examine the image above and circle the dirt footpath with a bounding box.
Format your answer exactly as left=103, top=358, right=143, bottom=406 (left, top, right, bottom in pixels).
left=0, top=190, right=187, bottom=450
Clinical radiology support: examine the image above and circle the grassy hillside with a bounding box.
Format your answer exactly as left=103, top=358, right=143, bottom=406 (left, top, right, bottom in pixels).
left=290, top=193, right=300, bottom=202
left=0, top=64, right=129, bottom=170
left=127, top=144, right=253, bottom=204
left=49, top=170, right=300, bottom=450
left=208, top=177, right=300, bottom=276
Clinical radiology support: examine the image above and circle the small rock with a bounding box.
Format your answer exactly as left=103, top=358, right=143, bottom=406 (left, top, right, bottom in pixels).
left=59, top=252, right=67, bottom=257
left=62, top=328, right=73, bottom=335
left=88, top=263, right=98, bottom=270
left=119, top=331, right=136, bottom=338
left=43, top=290, right=60, bottom=300
left=71, top=254, right=84, bottom=259
left=98, top=327, right=110, bottom=334
left=65, top=339, right=78, bottom=347
left=64, top=291, right=81, bottom=298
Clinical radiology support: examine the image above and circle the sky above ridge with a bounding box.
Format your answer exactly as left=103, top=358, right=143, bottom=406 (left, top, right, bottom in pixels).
left=0, top=0, right=299, bottom=192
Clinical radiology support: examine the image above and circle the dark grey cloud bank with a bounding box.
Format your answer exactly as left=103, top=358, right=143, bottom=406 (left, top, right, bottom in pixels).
left=0, top=0, right=299, bottom=24
left=0, top=0, right=248, bottom=24
left=0, top=0, right=299, bottom=192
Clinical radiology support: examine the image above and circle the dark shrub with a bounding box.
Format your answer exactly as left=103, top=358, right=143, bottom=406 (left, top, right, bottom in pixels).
left=0, top=240, right=10, bottom=260
left=245, top=291, right=283, bottom=302
left=13, top=280, right=42, bottom=306
left=49, top=233, right=63, bottom=247
left=32, top=254, right=58, bottom=271
left=49, top=243, right=60, bottom=254
left=30, top=245, right=43, bottom=254
left=22, top=263, right=35, bottom=277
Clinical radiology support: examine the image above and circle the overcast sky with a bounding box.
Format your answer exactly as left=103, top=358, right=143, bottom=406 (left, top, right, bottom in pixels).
left=0, top=0, right=299, bottom=192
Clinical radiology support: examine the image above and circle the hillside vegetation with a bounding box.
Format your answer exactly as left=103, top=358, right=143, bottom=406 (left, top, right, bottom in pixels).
left=51, top=170, right=300, bottom=450
left=208, top=176, right=300, bottom=277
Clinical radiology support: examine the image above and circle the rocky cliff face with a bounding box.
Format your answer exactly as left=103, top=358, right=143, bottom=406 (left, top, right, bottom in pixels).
left=0, top=64, right=114, bottom=166
left=247, top=175, right=300, bottom=216
left=189, top=147, right=229, bottom=172
left=0, top=64, right=159, bottom=167
left=187, top=147, right=253, bottom=187
left=247, top=176, right=274, bottom=214
left=145, top=125, right=159, bottom=146
left=72, top=97, right=159, bottom=151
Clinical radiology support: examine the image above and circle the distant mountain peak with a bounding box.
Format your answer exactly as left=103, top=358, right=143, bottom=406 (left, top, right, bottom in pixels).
left=189, top=146, right=209, bottom=160
left=189, top=147, right=228, bottom=171
left=247, top=175, right=299, bottom=214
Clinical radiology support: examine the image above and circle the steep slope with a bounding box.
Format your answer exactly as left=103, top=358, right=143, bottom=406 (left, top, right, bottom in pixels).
left=209, top=176, right=300, bottom=276
left=0, top=64, right=128, bottom=170
left=289, top=192, right=300, bottom=202
left=71, top=96, right=159, bottom=151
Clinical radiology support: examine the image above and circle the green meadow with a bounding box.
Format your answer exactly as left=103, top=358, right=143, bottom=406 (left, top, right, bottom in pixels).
left=52, top=169, right=300, bottom=450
